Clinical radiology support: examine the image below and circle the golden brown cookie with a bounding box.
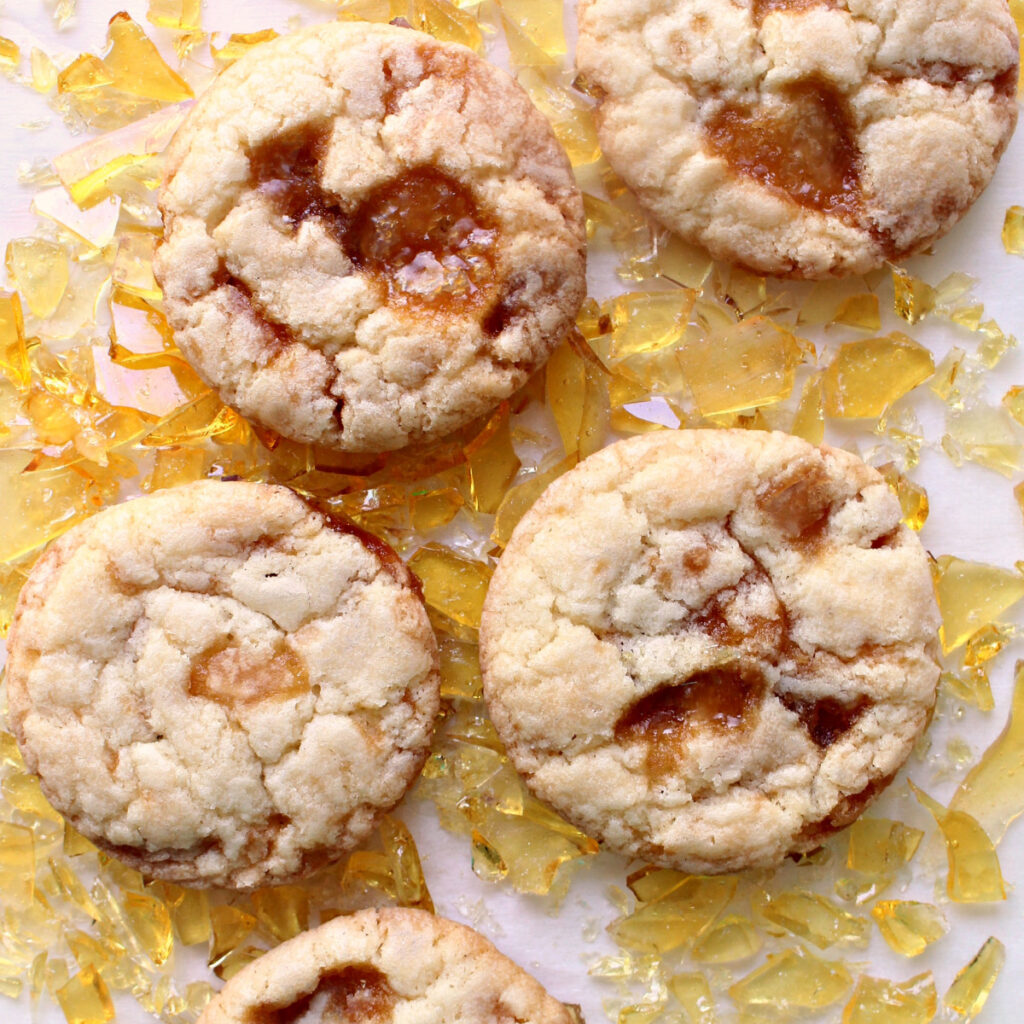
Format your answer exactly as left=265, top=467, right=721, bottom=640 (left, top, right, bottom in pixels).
left=480, top=430, right=941, bottom=872
left=6, top=481, right=440, bottom=889
left=157, top=21, right=586, bottom=452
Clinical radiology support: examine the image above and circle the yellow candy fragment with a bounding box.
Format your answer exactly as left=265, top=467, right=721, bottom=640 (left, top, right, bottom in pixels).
left=407, top=0, right=484, bottom=51
left=1003, top=385, right=1024, bottom=426
left=606, top=291, right=694, bottom=359
left=691, top=915, right=762, bottom=964
left=465, top=404, right=521, bottom=514
left=518, top=69, right=600, bottom=166
left=546, top=339, right=610, bottom=459
left=943, top=406, right=1023, bottom=476
left=892, top=270, right=936, bottom=324
left=755, top=889, right=869, bottom=950
left=870, top=901, right=947, bottom=957
left=679, top=316, right=807, bottom=417
left=728, top=946, right=852, bottom=1014
left=252, top=886, right=309, bottom=943
left=112, top=231, right=161, bottom=302
left=910, top=782, right=1005, bottom=903
left=610, top=876, right=737, bottom=953
left=668, top=972, right=716, bottom=1023
left=147, top=0, right=202, bottom=31
left=102, top=13, right=194, bottom=102
left=6, top=239, right=69, bottom=320
left=842, top=972, right=936, bottom=1024
left=491, top=455, right=577, bottom=547
left=949, top=660, right=1024, bottom=843
left=0, top=291, right=29, bottom=388
left=32, top=189, right=120, bottom=250
left=1002, top=205, right=1024, bottom=255
left=122, top=890, right=174, bottom=965
left=833, top=293, right=881, bottom=331
left=822, top=334, right=933, bottom=418
left=932, top=555, right=1024, bottom=653
left=0, top=36, right=20, bottom=69
left=56, top=966, right=114, bottom=1024
left=497, top=0, right=567, bottom=60
left=407, top=544, right=492, bottom=632
left=148, top=882, right=210, bottom=946
left=846, top=818, right=923, bottom=876
left=31, top=49, right=58, bottom=93
left=208, top=905, right=257, bottom=971
left=380, top=816, right=434, bottom=912
left=0, top=822, right=35, bottom=912
left=211, top=30, right=280, bottom=65
left=877, top=465, right=929, bottom=530
left=944, top=937, right=1005, bottom=1020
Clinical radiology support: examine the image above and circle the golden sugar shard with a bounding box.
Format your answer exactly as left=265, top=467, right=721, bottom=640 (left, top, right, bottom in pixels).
left=754, top=889, right=869, bottom=950
left=653, top=233, right=712, bottom=290
left=870, top=901, right=947, bottom=957
left=932, top=554, right=1024, bottom=653
left=668, top=972, right=716, bottom=1023
left=252, top=886, right=309, bottom=943
left=216, top=946, right=265, bottom=982
left=728, top=946, right=852, bottom=1014
left=877, top=465, right=929, bottom=531
left=63, top=826, right=96, bottom=859
left=617, top=1004, right=662, bottom=1024
left=142, top=390, right=245, bottom=447
left=1, top=731, right=25, bottom=769
left=380, top=816, right=434, bottom=912
left=949, top=660, right=1024, bottom=843
left=336, top=0, right=392, bottom=20
left=892, top=269, right=936, bottom=324
left=928, top=347, right=965, bottom=406
left=470, top=829, right=507, bottom=883
left=53, top=103, right=189, bottom=207
left=409, top=0, right=484, bottom=52
left=407, top=544, right=492, bottom=632
left=0, top=951, right=24, bottom=999
left=846, top=817, right=923, bottom=876
left=910, top=782, right=1005, bottom=902
left=208, top=905, right=258, bottom=969
left=822, top=333, right=933, bottom=419
left=410, top=487, right=464, bottom=532
left=610, top=875, right=737, bottom=954
left=517, top=69, right=599, bottom=167
left=0, top=822, right=35, bottom=911
left=465, top=403, right=521, bottom=514
left=3, top=770, right=63, bottom=824
left=842, top=972, right=936, bottom=1024
left=147, top=881, right=210, bottom=946
left=6, top=239, right=69, bottom=320
left=112, top=231, right=161, bottom=303
left=0, top=290, right=29, bottom=388
left=975, top=319, right=1016, bottom=369
left=678, top=316, right=807, bottom=417
left=101, top=13, right=194, bottom=102
left=49, top=858, right=101, bottom=921
left=834, top=876, right=888, bottom=906
left=1003, top=385, right=1024, bottom=426
left=185, top=981, right=217, bottom=1017
left=942, top=668, right=994, bottom=712
left=964, top=623, right=1010, bottom=667
left=439, top=636, right=482, bottom=700
left=944, top=406, right=1023, bottom=476
left=589, top=953, right=659, bottom=981
left=497, top=0, right=567, bottom=60
left=56, top=966, right=114, bottom=1024
left=833, top=293, right=882, bottom=331
left=606, top=291, right=695, bottom=360
left=89, top=345, right=189, bottom=418
left=0, top=36, right=20, bottom=69
left=344, top=850, right=397, bottom=898
left=147, top=0, right=202, bottom=31
left=545, top=338, right=610, bottom=460
left=211, top=30, right=280, bottom=66
left=1002, top=206, right=1024, bottom=255
left=791, top=371, right=825, bottom=445
left=31, top=49, right=58, bottom=92
left=122, top=889, right=174, bottom=965
left=722, top=267, right=767, bottom=314
left=32, top=189, right=120, bottom=250
left=690, top=915, right=762, bottom=964
left=944, top=937, right=1005, bottom=1020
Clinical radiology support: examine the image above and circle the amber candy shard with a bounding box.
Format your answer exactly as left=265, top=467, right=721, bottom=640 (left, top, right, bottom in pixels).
left=949, top=660, right=1024, bottom=843
left=464, top=403, right=521, bottom=514
left=870, top=901, right=947, bottom=957
left=910, top=782, right=1005, bottom=903
left=208, top=905, right=258, bottom=970
left=546, top=337, right=610, bottom=460
left=931, top=555, right=1024, bottom=653
left=754, top=889, right=869, bottom=950
left=102, top=13, right=194, bottom=102
left=842, top=971, right=937, bottom=1024
left=407, top=544, right=492, bottom=633
left=491, top=454, right=577, bottom=548
left=944, top=936, right=1005, bottom=1020
left=438, top=636, right=483, bottom=700
left=668, top=973, right=717, bottom=1024
left=691, top=915, right=762, bottom=964
left=892, top=270, right=936, bottom=325
left=380, top=816, right=433, bottom=912
left=679, top=316, right=807, bottom=417
left=519, top=69, right=600, bottom=166
left=147, top=0, right=202, bottom=31
left=728, top=946, right=852, bottom=1013
left=497, top=0, right=567, bottom=58
left=56, top=966, right=115, bottom=1024
left=6, top=239, right=70, bottom=320
left=605, top=291, right=694, bottom=360
left=877, top=464, right=928, bottom=530
left=822, top=334, right=933, bottom=419
left=943, top=405, right=1023, bottom=476
left=0, top=821, right=35, bottom=912
left=846, top=817, right=923, bottom=876
left=211, top=29, right=280, bottom=65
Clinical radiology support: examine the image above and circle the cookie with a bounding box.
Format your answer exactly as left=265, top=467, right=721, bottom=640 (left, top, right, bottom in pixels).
left=197, top=907, right=577, bottom=1024
left=5, top=481, right=440, bottom=889
left=479, top=430, right=941, bottom=873
left=156, top=21, right=586, bottom=453
left=576, top=0, right=1019, bottom=278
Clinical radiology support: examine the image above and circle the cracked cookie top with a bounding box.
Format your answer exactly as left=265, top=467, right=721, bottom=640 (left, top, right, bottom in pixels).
left=198, top=907, right=577, bottom=1024
left=479, top=430, right=941, bottom=872
left=6, top=481, right=440, bottom=889
left=156, top=21, right=586, bottom=452
left=576, top=0, right=1019, bottom=278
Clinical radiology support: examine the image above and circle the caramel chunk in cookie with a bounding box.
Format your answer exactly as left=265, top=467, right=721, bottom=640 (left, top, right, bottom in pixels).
left=480, top=430, right=940, bottom=872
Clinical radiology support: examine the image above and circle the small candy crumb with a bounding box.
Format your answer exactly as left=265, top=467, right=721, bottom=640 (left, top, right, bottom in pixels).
left=668, top=972, right=716, bottom=1023
left=842, top=971, right=936, bottom=1024
left=892, top=270, right=936, bottom=324
left=1002, top=205, right=1024, bottom=255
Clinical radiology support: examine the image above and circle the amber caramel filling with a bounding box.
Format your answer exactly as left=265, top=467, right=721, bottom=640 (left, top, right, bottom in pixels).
left=188, top=640, right=309, bottom=709
left=703, top=82, right=862, bottom=219
left=249, top=966, right=395, bottom=1024
left=242, top=127, right=502, bottom=318
left=756, top=461, right=835, bottom=543
left=777, top=692, right=872, bottom=748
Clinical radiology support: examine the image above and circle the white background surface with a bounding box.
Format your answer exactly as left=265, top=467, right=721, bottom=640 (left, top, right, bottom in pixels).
left=0, top=1, right=1023, bottom=1022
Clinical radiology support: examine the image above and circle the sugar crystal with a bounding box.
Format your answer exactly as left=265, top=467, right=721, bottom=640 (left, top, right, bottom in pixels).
left=870, top=901, right=947, bottom=957
left=728, top=946, right=851, bottom=1013
left=56, top=966, right=114, bottom=1024
left=754, top=889, right=869, bottom=949
left=668, top=972, right=716, bottom=1023
left=691, top=915, right=761, bottom=964
left=892, top=271, right=936, bottom=324
left=1002, top=206, right=1024, bottom=255
left=932, top=555, right=1024, bottom=653
left=823, top=334, right=933, bottom=419
left=944, top=936, right=1004, bottom=1020
left=842, top=971, right=935, bottom=1024
left=846, top=818, right=923, bottom=876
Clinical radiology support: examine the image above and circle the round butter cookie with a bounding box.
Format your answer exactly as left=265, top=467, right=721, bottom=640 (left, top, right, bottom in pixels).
left=156, top=21, right=586, bottom=453
left=576, top=0, right=1019, bottom=278
left=197, top=907, right=576, bottom=1024
left=480, top=430, right=941, bottom=872
left=6, top=481, right=440, bottom=889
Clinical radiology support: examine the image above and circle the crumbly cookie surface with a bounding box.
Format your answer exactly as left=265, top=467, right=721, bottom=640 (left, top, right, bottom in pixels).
left=198, top=907, right=576, bottom=1024
left=576, top=0, right=1019, bottom=278
left=156, top=21, right=585, bottom=453
left=6, top=481, right=439, bottom=889
left=480, top=430, right=941, bottom=872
